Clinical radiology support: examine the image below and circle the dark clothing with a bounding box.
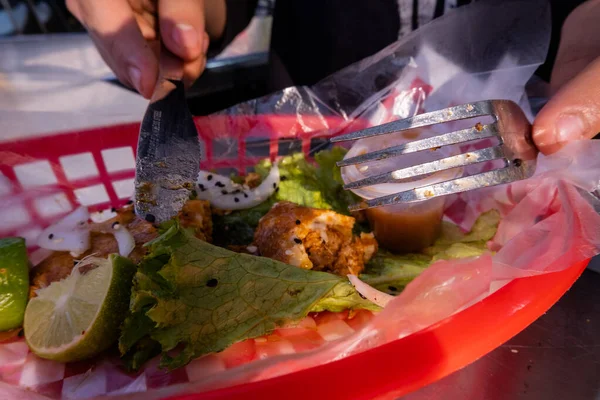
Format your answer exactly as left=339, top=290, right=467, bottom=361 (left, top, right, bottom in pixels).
left=217, top=0, right=587, bottom=91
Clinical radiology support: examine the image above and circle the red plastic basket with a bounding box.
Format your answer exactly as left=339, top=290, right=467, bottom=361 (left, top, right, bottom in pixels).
left=0, top=117, right=588, bottom=399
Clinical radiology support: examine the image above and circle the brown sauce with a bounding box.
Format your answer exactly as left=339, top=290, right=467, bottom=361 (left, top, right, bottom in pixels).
left=366, top=201, right=444, bottom=253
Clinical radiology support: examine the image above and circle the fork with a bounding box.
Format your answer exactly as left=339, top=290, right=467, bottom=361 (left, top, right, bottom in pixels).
left=331, top=100, right=538, bottom=211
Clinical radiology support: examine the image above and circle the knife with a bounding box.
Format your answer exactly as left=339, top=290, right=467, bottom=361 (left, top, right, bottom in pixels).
left=134, top=43, right=202, bottom=224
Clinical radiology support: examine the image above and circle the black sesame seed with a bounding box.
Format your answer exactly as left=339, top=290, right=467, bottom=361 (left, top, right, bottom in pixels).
left=293, top=238, right=302, bottom=244
left=358, top=293, right=367, bottom=300
left=206, top=278, right=218, bottom=288
left=215, top=181, right=225, bottom=188
left=280, top=176, right=288, bottom=181
left=48, top=233, right=54, bottom=240
left=126, top=200, right=133, bottom=205
left=207, top=174, right=213, bottom=181
left=111, top=221, right=120, bottom=229
left=200, top=186, right=206, bottom=192
left=234, top=197, right=240, bottom=203
left=295, top=220, right=301, bottom=225
left=199, top=184, right=205, bottom=190
left=243, top=193, right=249, bottom=198
left=145, top=214, right=156, bottom=223
left=513, top=158, right=522, bottom=167
left=388, top=286, right=398, bottom=292
left=272, top=183, right=277, bottom=188
left=111, top=207, right=116, bottom=212
left=221, top=190, right=228, bottom=195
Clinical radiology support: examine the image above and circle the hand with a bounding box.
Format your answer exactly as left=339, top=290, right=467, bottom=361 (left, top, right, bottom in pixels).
left=67, top=0, right=226, bottom=99
left=532, top=0, right=600, bottom=155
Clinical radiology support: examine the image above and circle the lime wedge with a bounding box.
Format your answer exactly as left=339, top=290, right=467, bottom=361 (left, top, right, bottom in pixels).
left=0, top=237, right=29, bottom=332
left=24, top=255, right=136, bottom=362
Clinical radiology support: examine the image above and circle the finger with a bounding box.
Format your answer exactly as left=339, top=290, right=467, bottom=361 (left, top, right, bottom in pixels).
left=65, top=0, right=82, bottom=19
left=158, top=0, right=206, bottom=62
left=202, top=31, right=209, bottom=55
left=550, top=0, right=600, bottom=92
left=134, top=11, right=156, bottom=40
left=533, top=56, right=600, bottom=155
left=75, top=0, right=158, bottom=98
left=182, top=54, right=207, bottom=88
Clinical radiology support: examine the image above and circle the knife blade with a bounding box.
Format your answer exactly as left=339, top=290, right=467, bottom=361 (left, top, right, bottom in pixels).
left=134, top=46, right=202, bottom=224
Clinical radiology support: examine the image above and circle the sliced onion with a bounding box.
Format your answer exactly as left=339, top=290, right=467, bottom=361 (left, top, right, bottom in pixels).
left=112, top=225, right=135, bottom=257
left=347, top=274, right=394, bottom=308
left=197, top=165, right=280, bottom=210
left=29, top=248, right=54, bottom=268
left=36, top=207, right=90, bottom=255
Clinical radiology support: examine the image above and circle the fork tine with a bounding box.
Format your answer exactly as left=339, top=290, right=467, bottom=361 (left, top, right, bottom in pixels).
left=348, top=166, right=525, bottom=211
left=336, top=123, right=499, bottom=167
left=331, top=100, right=494, bottom=143
left=343, top=146, right=507, bottom=190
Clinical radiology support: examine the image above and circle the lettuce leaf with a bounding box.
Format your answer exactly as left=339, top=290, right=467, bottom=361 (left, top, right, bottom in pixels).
left=361, top=210, right=500, bottom=294
left=119, top=223, right=377, bottom=370
left=213, top=148, right=360, bottom=246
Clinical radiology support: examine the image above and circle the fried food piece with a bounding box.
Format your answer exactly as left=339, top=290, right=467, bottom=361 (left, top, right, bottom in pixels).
left=254, top=201, right=378, bottom=276
left=178, top=200, right=213, bottom=242
left=29, top=251, right=73, bottom=298
left=30, top=205, right=159, bottom=297
left=88, top=205, right=159, bottom=263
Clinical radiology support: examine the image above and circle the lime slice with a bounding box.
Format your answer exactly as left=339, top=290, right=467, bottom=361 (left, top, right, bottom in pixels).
left=24, top=254, right=136, bottom=362
left=0, top=237, right=29, bottom=332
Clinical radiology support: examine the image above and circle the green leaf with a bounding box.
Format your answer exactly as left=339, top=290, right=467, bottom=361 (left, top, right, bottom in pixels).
left=120, top=224, right=377, bottom=370
left=360, top=250, right=431, bottom=294
left=361, top=210, right=500, bottom=295
left=430, top=242, right=491, bottom=262
left=423, top=210, right=500, bottom=257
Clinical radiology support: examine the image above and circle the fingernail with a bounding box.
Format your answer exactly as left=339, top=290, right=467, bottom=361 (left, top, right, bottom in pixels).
left=128, top=66, right=142, bottom=93
left=554, top=114, right=586, bottom=143
left=173, top=23, right=198, bottom=50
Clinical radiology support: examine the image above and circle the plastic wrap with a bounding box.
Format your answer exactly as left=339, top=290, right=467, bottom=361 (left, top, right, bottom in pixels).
left=2, top=0, right=600, bottom=399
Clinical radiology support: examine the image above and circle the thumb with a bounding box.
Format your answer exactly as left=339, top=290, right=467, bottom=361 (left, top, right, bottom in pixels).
left=532, top=56, right=600, bottom=155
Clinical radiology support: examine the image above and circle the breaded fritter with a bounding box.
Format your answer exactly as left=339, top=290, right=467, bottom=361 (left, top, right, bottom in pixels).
left=254, top=201, right=378, bottom=276
left=178, top=200, right=213, bottom=242
left=30, top=200, right=215, bottom=298
left=30, top=204, right=158, bottom=297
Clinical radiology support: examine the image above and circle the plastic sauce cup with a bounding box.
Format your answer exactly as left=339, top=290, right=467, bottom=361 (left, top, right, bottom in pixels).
left=341, top=130, right=461, bottom=253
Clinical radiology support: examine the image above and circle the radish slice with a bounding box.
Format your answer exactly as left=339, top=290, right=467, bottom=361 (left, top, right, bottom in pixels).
left=111, top=223, right=135, bottom=257
left=197, top=165, right=280, bottom=210
left=347, top=274, right=394, bottom=308
left=36, top=207, right=90, bottom=255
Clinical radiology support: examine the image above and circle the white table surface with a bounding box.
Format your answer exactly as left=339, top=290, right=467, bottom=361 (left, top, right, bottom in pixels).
left=0, top=33, right=149, bottom=142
